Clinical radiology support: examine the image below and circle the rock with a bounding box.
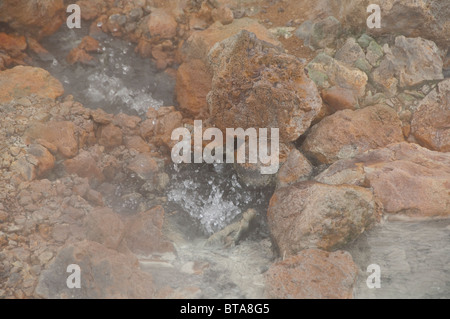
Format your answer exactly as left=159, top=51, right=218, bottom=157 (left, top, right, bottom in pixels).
left=142, top=106, right=183, bottom=147
left=295, top=17, right=342, bottom=50
left=267, top=181, right=380, bottom=255
left=182, top=18, right=280, bottom=64
left=11, top=144, right=55, bottom=181
left=302, top=105, right=404, bottom=164
left=79, top=36, right=100, bottom=53
left=276, top=149, right=313, bottom=188
left=0, top=33, right=27, bottom=54
left=207, top=30, right=322, bottom=143
left=306, top=53, right=368, bottom=98
left=0, top=0, right=65, bottom=39
left=124, top=135, right=151, bottom=153
left=316, top=142, right=450, bottom=218
left=365, top=40, right=384, bottom=67
left=175, top=60, right=212, bottom=117
left=411, top=79, right=450, bottom=152
left=127, top=153, right=159, bottom=181
left=123, top=206, right=174, bottom=256
left=321, top=86, right=358, bottom=112
left=35, top=240, right=155, bottom=298
left=147, top=8, right=177, bottom=39
left=98, top=124, right=123, bottom=148
left=67, top=48, right=95, bottom=66
left=26, top=121, right=78, bottom=158
left=90, top=108, right=114, bottom=125
left=85, top=208, right=125, bottom=250
left=0, top=66, right=64, bottom=103
left=211, top=6, right=234, bottom=25
left=264, top=249, right=358, bottom=299
left=391, top=36, right=443, bottom=88
left=368, top=0, right=450, bottom=48
left=63, top=150, right=104, bottom=182
left=334, top=38, right=366, bottom=67
left=371, top=48, right=398, bottom=96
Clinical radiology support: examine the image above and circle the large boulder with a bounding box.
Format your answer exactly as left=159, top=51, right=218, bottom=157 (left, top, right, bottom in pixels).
left=0, top=66, right=64, bottom=103
left=301, top=105, right=404, bottom=164
left=316, top=142, right=450, bottom=218
left=264, top=249, right=358, bottom=299
left=411, top=79, right=450, bottom=152
left=207, top=30, right=322, bottom=143
left=35, top=240, right=155, bottom=299
left=267, top=181, right=380, bottom=256
left=0, top=0, right=65, bottom=39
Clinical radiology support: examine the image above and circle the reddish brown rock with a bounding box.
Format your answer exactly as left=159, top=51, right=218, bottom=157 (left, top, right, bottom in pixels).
left=85, top=208, right=125, bottom=250
left=124, top=206, right=175, bottom=255
left=113, top=113, right=141, bottom=136
left=207, top=30, right=322, bottom=143
left=90, top=108, right=114, bottom=125
left=0, top=66, right=64, bottom=103
left=67, top=48, right=95, bottom=65
left=176, top=60, right=212, bottom=117
left=322, top=86, right=357, bottom=112
left=124, top=136, right=151, bottom=153
left=411, top=79, right=450, bottom=152
left=79, top=36, right=101, bottom=53
left=302, top=105, right=404, bottom=164
left=277, top=149, right=313, bottom=188
left=98, top=124, right=123, bottom=148
left=0, top=33, right=27, bottom=54
left=0, top=0, right=65, bottom=39
left=267, top=181, right=380, bottom=255
left=265, top=249, right=358, bottom=299
left=142, top=106, right=183, bottom=147
left=211, top=6, right=234, bottom=25
left=147, top=9, right=178, bottom=39
left=35, top=240, right=155, bottom=298
left=127, top=153, right=159, bottom=181
left=316, top=142, right=450, bottom=218
left=63, top=150, right=104, bottom=182
left=26, top=121, right=78, bottom=158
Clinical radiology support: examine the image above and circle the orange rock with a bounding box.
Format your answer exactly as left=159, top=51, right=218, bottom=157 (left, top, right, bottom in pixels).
left=175, top=60, right=212, bottom=117
left=98, top=124, right=123, bottom=148
left=147, top=8, right=178, bottom=39
left=85, top=208, right=124, bottom=250
left=211, top=6, right=234, bottom=25
left=127, top=153, right=159, bottom=180
left=316, top=142, right=450, bottom=218
left=124, top=136, right=151, bottom=153
left=277, top=149, right=313, bottom=188
left=79, top=36, right=101, bottom=53
left=11, top=144, right=55, bottom=181
left=265, top=249, right=358, bottom=299
left=267, top=181, right=380, bottom=255
left=302, top=104, right=404, bottom=164
left=411, top=79, right=450, bottom=152
left=124, top=206, right=175, bottom=255
left=0, top=66, right=64, bottom=103
left=67, top=48, right=94, bottom=65
left=0, top=0, right=65, bottom=39
left=63, top=150, right=104, bottom=182
left=26, top=121, right=78, bottom=158
left=0, top=32, right=27, bottom=53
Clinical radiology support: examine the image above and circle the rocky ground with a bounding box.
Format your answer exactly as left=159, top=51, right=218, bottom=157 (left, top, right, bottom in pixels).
left=0, top=0, right=449, bottom=299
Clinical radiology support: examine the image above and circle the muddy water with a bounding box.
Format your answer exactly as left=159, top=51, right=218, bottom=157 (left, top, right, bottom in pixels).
left=31, top=29, right=450, bottom=299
